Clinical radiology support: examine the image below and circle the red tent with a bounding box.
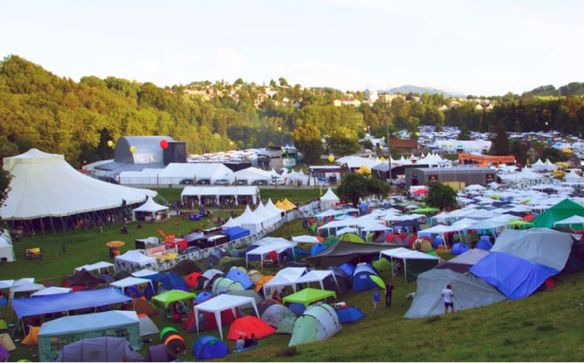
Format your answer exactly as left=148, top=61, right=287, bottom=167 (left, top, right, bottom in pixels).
left=186, top=272, right=203, bottom=287
left=413, top=189, right=428, bottom=195
left=227, top=316, right=275, bottom=341
left=523, top=214, right=535, bottom=221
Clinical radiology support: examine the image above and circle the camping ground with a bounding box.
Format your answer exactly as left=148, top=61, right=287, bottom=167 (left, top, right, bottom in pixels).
left=1, top=190, right=584, bottom=361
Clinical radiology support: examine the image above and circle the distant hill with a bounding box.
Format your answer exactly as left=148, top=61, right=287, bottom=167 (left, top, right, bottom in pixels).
left=385, top=85, right=464, bottom=97
left=526, top=82, right=584, bottom=97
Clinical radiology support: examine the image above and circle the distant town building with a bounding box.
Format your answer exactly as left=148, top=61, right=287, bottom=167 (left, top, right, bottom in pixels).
left=405, top=167, right=496, bottom=187
left=257, top=146, right=298, bottom=170
left=365, top=89, right=378, bottom=102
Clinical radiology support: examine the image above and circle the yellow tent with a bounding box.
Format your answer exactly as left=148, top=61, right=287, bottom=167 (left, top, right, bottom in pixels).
left=0, top=333, right=16, bottom=351
left=282, top=198, right=297, bottom=210
left=275, top=201, right=286, bottom=210
left=355, top=164, right=371, bottom=175
left=22, top=326, right=40, bottom=345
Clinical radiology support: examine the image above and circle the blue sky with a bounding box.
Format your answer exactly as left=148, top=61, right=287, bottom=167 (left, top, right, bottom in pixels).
left=1, top=0, right=583, bottom=96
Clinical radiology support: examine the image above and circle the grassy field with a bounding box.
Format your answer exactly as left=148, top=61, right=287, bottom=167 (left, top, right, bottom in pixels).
left=2, top=210, right=584, bottom=361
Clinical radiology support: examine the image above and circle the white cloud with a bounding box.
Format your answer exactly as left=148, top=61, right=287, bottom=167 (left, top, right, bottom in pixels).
left=166, top=55, right=204, bottom=65
left=215, top=47, right=243, bottom=65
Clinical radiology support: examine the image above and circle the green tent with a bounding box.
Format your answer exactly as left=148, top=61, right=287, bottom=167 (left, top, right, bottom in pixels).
left=507, top=219, right=534, bottom=229
left=152, top=290, right=196, bottom=308
left=326, top=236, right=338, bottom=247
left=411, top=207, right=438, bottom=214
left=372, top=257, right=392, bottom=271
left=282, top=288, right=336, bottom=307
left=532, top=198, right=584, bottom=228
left=337, top=233, right=364, bottom=243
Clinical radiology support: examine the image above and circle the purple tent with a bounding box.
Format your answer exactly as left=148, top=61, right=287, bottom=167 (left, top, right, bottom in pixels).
left=55, top=337, right=142, bottom=362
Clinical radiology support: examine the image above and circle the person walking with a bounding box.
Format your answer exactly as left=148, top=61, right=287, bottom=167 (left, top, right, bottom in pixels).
left=385, top=281, right=394, bottom=308
left=372, top=287, right=381, bottom=314
left=442, top=284, right=455, bottom=314
left=61, top=242, right=66, bottom=253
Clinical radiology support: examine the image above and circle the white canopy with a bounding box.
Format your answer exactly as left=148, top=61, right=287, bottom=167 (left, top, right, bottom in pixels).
left=0, top=236, right=14, bottom=262
left=194, top=294, right=259, bottom=340
left=292, top=235, right=321, bottom=244
left=320, top=188, right=340, bottom=202
left=74, top=261, right=114, bottom=274
left=115, top=250, right=157, bottom=267
left=131, top=268, right=159, bottom=278
left=263, top=267, right=308, bottom=295
left=336, top=227, right=359, bottom=236
left=1, top=149, right=156, bottom=220
left=0, top=280, right=15, bottom=289
left=468, top=220, right=507, bottom=231
left=10, top=278, right=44, bottom=299
left=294, top=270, right=339, bottom=291
left=111, top=277, right=154, bottom=292
left=380, top=247, right=439, bottom=282
left=132, top=196, right=168, bottom=213
left=31, top=286, right=72, bottom=297
left=554, top=215, right=584, bottom=226
left=245, top=240, right=296, bottom=268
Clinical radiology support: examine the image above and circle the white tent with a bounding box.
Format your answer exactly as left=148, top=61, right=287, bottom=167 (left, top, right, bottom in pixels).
left=138, top=315, right=160, bottom=337
left=554, top=215, right=584, bottom=227
left=0, top=280, right=15, bottom=289
left=292, top=235, right=320, bottom=244
left=320, top=188, right=340, bottom=210
left=74, top=261, right=114, bottom=275
left=31, top=286, right=72, bottom=297
left=245, top=240, right=296, bottom=268
left=263, top=267, right=309, bottom=295
left=132, top=197, right=169, bottom=221
left=0, top=235, right=15, bottom=262
left=234, top=205, right=262, bottom=234
left=1, top=149, right=156, bottom=221
left=380, top=247, right=439, bottom=282
left=131, top=268, right=159, bottom=278
left=10, top=278, right=44, bottom=299
left=336, top=227, right=359, bottom=237
left=194, top=294, right=260, bottom=340
left=294, top=270, right=339, bottom=291
left=115, top=250, right=157, bottom=268
left=111, top=277, right=154, bottom=293
left=233, top=167, right=272, bottom=185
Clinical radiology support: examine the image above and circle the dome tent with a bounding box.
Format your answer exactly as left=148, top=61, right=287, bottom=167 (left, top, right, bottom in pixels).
left=288, top=304, right=342, bottom=346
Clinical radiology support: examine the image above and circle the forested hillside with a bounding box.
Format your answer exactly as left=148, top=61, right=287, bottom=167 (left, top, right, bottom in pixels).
left=2, top=55, right=584, bottom=167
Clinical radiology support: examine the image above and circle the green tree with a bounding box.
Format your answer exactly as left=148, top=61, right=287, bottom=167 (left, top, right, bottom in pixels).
left=326, top=127, right=360, bottom=156
left=458, top=124, right=471, bottom=140
left=0, top=168, right=12, bottom=225
left=293, top=124, right=324, bottom=165
left=510, top=140, right=527, bottom=166
left=425, top=182, right=457, bottom=211
left=489, top=120, right=510, bottom=155
left=279, top=77, right=289, bottom=87
left=336, top=172, right=389, bottom=207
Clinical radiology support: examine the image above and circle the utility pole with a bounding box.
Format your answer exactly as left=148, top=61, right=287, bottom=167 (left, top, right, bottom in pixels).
left=385, top=110, right=392, bottom=183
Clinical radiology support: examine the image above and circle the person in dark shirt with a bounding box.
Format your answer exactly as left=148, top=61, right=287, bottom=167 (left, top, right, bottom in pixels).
left=385, top=281, right=394, bottom=308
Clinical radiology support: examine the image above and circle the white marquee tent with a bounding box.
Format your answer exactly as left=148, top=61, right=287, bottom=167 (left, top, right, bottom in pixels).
left=1, top=149, right=156, bottom=222
left=194, top=294, right=260, bottom=340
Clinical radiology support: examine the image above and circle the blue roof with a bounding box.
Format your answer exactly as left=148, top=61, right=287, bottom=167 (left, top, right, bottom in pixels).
left=12, top=288, right=132, bottom=319
left=470, top=252, right=558, bottom=300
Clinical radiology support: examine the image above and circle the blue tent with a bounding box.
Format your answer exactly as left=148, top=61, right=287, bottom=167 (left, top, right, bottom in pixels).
left=223, top=226, right=250, bottom=241
left=470, top=252, right=559, bottom=300
left=12, top=288, right=131, bottom=319
left=476, top=239, right=493, bottom=251
left=352, top=263, right=379, bottom=292
left=310, top=243, right=329, bottom=257
left=339, top=263, right=355, bottom=277
left=287, top=302, right=306, bottom=317
left=433, top=237, right=444, bottom=248
left=152, top=273, right=188, bottom=291
left=195, top=291, right=214, bottom=303
left=336, top=306, right=365, bottom=323
left=452, top=243, right=470, bottom=255
left=192, top=335, right=229, bottom=360
left=225, top=270, right=254, bottom=290
left=359, top=203, right=370, bottom=214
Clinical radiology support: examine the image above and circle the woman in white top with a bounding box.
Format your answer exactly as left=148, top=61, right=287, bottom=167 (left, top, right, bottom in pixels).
left=441, top=284, right=454, bottom=314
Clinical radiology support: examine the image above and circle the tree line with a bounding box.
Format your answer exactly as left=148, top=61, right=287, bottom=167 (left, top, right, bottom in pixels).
left=2, top=55, right=584, bottom=168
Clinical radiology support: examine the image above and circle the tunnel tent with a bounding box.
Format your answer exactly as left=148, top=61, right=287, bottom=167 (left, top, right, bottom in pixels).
left=55, top=337, right=143, bottom=362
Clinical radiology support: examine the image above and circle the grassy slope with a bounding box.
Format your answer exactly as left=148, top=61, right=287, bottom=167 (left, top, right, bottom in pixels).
left=2, top=199, right=584, bottom=361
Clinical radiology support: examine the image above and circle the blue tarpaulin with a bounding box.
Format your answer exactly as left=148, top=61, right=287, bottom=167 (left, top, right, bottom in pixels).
left=470, top=252, right=558, bottom=300
left=12, top=288, right=132, bottom=319
left=223, top=226, right=250, bottom=241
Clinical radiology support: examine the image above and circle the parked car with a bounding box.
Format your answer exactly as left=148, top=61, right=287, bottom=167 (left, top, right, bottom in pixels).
left=179, top=179, right=193, bottom=185
left=196, top=179, right=211, bottom=185
left=251, top=179, right=268, bottom=186
left=214, top=179, right=231, bottom=185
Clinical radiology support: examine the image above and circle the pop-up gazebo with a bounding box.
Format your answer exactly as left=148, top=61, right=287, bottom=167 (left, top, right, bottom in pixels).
left=193, top=294, right=259, bottom=340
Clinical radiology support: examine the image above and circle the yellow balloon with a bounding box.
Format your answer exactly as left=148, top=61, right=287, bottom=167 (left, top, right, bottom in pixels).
left=379, top=145, right=384, bottom=150
left=130, top=146, right=136, bottom=153
left=415, top=132, right=420, bottom=136
left=328, top=154, right=335, bottom=163
left=107, top=140, right=113, bottom=147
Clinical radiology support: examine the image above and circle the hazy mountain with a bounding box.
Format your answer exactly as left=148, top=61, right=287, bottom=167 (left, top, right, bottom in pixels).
left=385, top=85, right=465, bottom=97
